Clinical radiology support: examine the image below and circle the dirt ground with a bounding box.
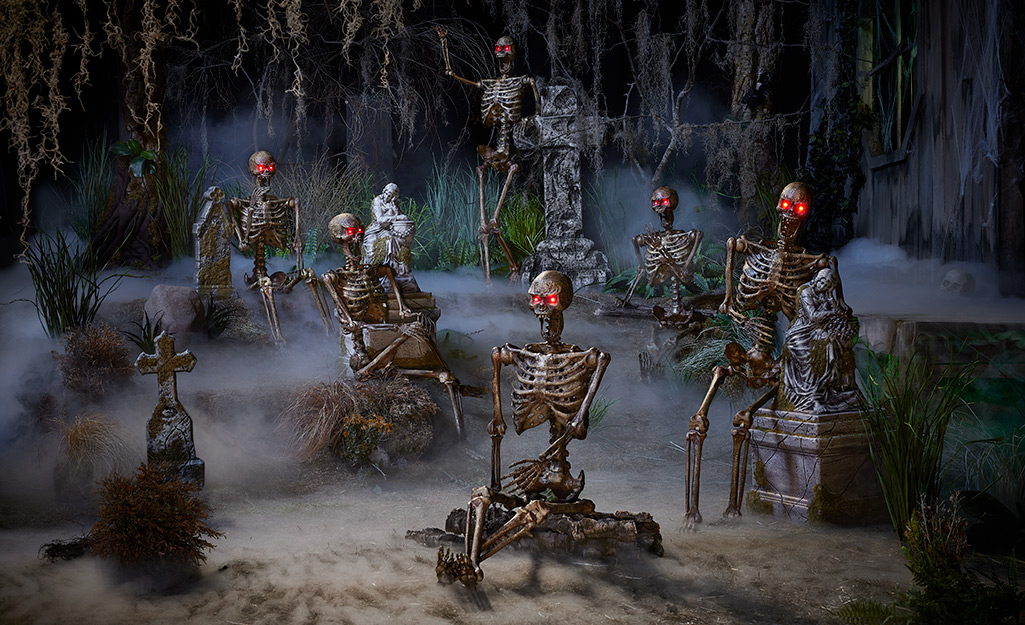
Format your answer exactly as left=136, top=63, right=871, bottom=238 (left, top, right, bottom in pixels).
left=0, top=267, right=912, bottom=625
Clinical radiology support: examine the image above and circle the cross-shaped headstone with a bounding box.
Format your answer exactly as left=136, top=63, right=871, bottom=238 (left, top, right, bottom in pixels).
left=135, top=331, right=204, bottom=486
left=517, top=84, right=610, bottom=288
left=136, top=331, right=197, bottom=406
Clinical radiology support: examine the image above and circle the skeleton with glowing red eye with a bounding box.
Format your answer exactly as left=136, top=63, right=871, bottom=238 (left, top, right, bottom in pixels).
left=224, top=150, right=331, bottom=344
left=436, top=271, right=612, bottom=585
left=436, top=28, right=541, bottom=284
left=320, top=213, right=469, bottom=438
left=619, top=186, right=704, bottom=321
left=682, top=182, right=851, bottom=529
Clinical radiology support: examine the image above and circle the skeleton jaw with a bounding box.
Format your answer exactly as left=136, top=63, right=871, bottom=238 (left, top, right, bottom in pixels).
left=536, top=309, right=564, bottom=344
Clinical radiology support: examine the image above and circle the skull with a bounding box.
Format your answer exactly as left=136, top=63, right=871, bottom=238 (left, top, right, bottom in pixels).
left=941, top=268, right=976, bottom=296
left=494, top=36, right=516, bottom=73
left=248, top=150, right=276, bottom=186
left=528, top=270, right=573, bottom=344
left=328, top=213, right=365, bottom=257
left=651, top=186, right=679, bottom=230
left=776, top=182, right=812, bottom=242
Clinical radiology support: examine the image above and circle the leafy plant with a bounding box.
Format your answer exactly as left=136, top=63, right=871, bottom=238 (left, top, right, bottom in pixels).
left=154, top=147, right=219, bottom=259
left=838, top=497, right=1025, bottom=625
left=204, top=296, right=233, bottom=338
left=69, top=131, right=115, bottom=242
left=121, top=311, right=163, bottom=355
left=23, top=230, right=126, bottom=337
left=862, top=350, right=977, bottom=537
left=56, top=324, right=136, bottom=399
left=502, top=191, right=545, bottom=260
left=89, top=463, right=223, bottom=568
left=109, top=139, right=157, bottom=178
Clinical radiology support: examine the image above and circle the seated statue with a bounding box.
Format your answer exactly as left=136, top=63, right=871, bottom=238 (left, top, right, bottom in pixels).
left=779, top=267, right=862, bottom=413
left=363, top=183, right=419, bottom=293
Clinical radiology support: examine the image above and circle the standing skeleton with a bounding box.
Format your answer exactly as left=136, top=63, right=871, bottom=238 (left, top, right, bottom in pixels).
left=684, top=182, right=848, bottom=527
left=620, top=186, right=703, bottom=322
left=224, top=150, right=330, bottom=344
left=321, top=213, right=467, bottom=438
left=437, top=271, right=610, bottom=585
left=437, top=28, right=540, bottom=283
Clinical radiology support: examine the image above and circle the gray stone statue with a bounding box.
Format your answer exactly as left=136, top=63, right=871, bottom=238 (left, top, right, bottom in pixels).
left=779, top=268, right=862, bottom=413
left=363, top=183, right=419, bottom=293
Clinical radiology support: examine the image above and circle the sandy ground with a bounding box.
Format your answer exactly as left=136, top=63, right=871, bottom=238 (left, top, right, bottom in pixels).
left=0, top=265, right=912, bottom=625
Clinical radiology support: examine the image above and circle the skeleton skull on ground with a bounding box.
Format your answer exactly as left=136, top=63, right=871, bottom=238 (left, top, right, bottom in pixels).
left=776, top=181, right=812, bottom=242
left=941, top=268, right=976, bottom=296
left=528, top=270, right=573, bottom=344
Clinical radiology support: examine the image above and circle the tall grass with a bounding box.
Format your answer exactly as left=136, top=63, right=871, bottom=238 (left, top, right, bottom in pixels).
left=69, top=132, right=116, bottom=242
left=23, top=231, right=126, bottom=337
left=862, top=350, right=977, bottom=538
left=155, top=147, right=219, bottom=259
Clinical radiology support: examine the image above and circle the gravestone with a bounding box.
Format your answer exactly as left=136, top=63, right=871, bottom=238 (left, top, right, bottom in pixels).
left=517, top=84, right=610, bottom=288
left=194, top=186, right=233, bottom=302
left=135, top=332, right=204, bottom=487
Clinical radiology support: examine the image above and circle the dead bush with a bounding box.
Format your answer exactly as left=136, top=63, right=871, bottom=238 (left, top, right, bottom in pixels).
left=55, top=324, right=135, bottom=399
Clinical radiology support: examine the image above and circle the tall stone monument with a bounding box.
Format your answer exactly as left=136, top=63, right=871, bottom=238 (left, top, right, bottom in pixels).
left=135, top=332, right=204, bottom=487
left=517, top=84, right=610, bottom=288
left=194, top=186, right=234, bottom=302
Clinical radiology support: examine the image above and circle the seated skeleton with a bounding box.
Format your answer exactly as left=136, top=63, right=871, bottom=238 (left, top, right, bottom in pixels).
left=320, top=213, right=467, bottom=438
left=436, top=271, right=612, bottom=585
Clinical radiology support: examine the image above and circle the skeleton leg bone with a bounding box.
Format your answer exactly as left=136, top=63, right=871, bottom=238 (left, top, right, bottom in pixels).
left=490, top=163, right=521, bottom=280
left=477, top=165, right=493, bottom=284
left=685, top=364, right=733, bottom=529
left=724, top=383, right=778, bottom=518
left=260, top=281, right=285, bottom=345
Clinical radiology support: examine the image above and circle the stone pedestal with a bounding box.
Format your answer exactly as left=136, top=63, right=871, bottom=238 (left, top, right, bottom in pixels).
left=747, top=408, right=884, bottom=524
left=194, top=186, right=234, bottom=302
left=362, top=292, right=443, bottom=370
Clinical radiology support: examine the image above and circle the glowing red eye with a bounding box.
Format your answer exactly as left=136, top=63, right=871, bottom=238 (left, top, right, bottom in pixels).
left=504, top=45, right=511, bottom=52
left=257, top=164, right=265, bottom=171
left=781, top=199, right=790, bottom=209
left=547, top=294, right=558, bottom=305
left=662, top=198, right=670, bottom=206
left=346, top=227, right=355, bottom=236
left=531, top=295, right=542, bottom=305
left=357, top=227, right=363, bottom=233
left=796, top=204, right=806, bottom=214
left=268, top=163, right=275, bottom=171
left=495, top=45, right=501, bottom=53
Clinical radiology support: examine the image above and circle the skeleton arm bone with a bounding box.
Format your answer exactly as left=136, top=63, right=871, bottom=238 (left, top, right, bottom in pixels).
left=436, top=30, right=481, bottom=88
left=618, top=234, right=647, bottom=307
left=567, top=349, right=611, bottom=439
left=368, top=265, right=412, bottom=316
left=719, top=236, right=748, bottom=315
left=490, top=345, right=513, bottom=490
left=527, top=76, right=541, bottom=114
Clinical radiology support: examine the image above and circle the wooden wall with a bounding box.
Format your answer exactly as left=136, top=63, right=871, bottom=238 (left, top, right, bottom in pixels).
left=852, top=0, right=1025, bottom=296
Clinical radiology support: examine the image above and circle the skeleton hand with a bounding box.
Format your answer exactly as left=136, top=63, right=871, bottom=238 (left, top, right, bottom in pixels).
left=436, top=546, right=481, bottom=586
left=503, top=457, right=545, bottom=496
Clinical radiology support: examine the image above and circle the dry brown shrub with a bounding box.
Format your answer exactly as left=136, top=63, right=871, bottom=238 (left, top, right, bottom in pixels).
left=54, top=414, right=136, bottom=502
left=280, top=376, right=436, bottom=463
left=90, top=463, right=223, bottom=568
left=55, top=324, right=135, bottom=399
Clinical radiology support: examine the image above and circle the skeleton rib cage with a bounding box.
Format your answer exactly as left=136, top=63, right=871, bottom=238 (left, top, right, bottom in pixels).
left=507, top=346, right=601, bottom=434
left=642, top=229, right=699, bottom=284
left=480, top=77, right=529, bottom=155
left=729, top=238, right=825, bottom=352
left=242, top=187, right=291, bottom=251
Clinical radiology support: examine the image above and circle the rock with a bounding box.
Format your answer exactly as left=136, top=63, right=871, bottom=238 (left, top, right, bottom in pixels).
left=145, top=285, right=206, bottom=337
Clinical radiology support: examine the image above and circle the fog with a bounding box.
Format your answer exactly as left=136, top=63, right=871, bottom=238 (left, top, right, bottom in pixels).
left=9, top=235, right=1001, bottom=624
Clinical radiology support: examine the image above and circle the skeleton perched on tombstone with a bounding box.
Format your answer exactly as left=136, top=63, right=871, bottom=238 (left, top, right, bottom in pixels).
left=620, top=186, right=704, bottom=327
left=321, top=213, right=467, bottom=438
left=436, top=28, right=540, bottom=283
left=436, top=271, right=611, bottom=585
left=684, top=182, right=850, bottom=528
left=223, top=150, right=330, bottom=343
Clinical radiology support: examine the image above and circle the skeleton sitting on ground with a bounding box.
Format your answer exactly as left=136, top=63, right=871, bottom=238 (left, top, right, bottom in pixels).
left=619, top=186, right=705, bottom=337
left=223, top=150, right=331, bottom=344
left=436, top=27, right=540, bottom=283
left=683, top=182, right=849, bottom=528
left=320, top=213, right=467, bottom=438
left=436, top=271, right=611, bottom=585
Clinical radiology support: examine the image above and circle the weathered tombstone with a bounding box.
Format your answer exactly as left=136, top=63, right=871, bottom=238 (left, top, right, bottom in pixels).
left=135, top=332, right=204, bottom=487
left=194, top=186, right=234, bottom=302
left=517, top=84, right=610, bottom=288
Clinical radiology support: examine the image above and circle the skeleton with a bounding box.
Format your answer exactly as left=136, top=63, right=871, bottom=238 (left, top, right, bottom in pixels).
left=620, top=186, right=704, bottom=324
left=224, top=150, right=331, bottom=344
left=437, top=28, right=541, bottom=283
left=684, top=182, right=849, bottom=527
left=436, top=271, right=611, bottom=585
left=321, top=213, right=468, bottom=438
